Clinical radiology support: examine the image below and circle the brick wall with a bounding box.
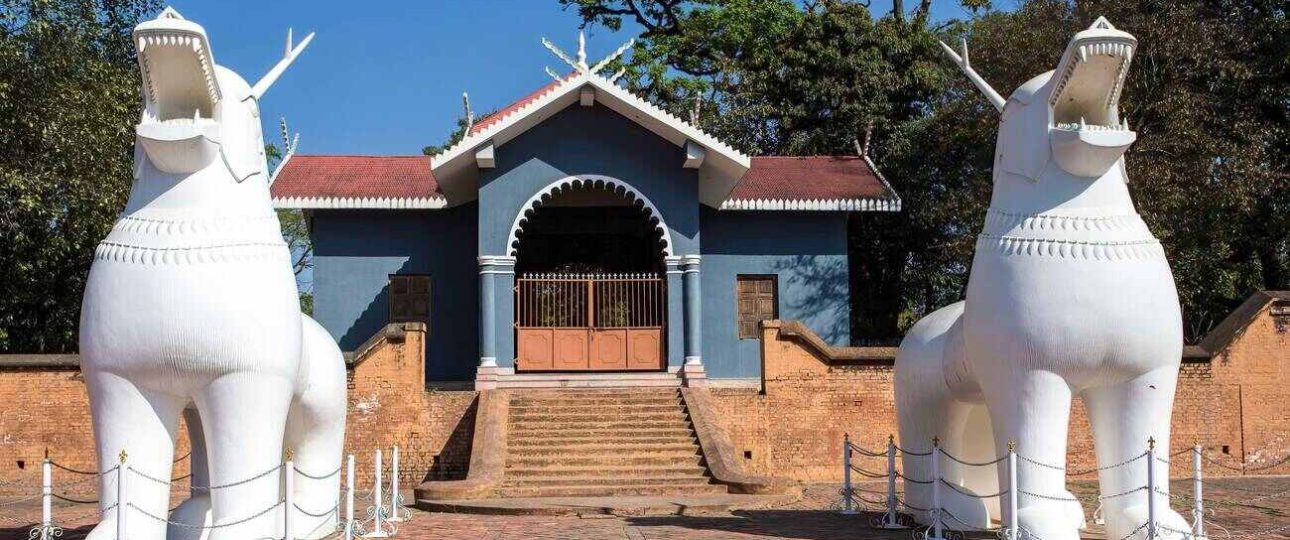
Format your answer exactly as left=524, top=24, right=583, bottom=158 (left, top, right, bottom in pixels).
left=710, top=292, right=1290, bottom=482
left=1, top=293, right=1286, bottom=493
left=0, top=324, right=476, bottom=495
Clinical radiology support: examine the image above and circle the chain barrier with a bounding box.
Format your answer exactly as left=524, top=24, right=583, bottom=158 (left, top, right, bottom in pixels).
left=47, top=462, right=115, bottom=477
left=294, top=501, right=340, bottom=518
left=939, top=449, right=1007, bottom=467
left=1203, top=451, right=1290, bottom=473
left=1098, top=485, right=1146, bottom=501
left=939, top=479, right=1009, bottom=500
left=188, top=463, right=283, bottom=491
left=294, top=464, right=343, bottom=481
left=128, top=500, right=284, bottom=530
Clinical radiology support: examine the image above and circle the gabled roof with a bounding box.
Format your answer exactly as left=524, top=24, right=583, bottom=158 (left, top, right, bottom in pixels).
left=429, top=71, right=752, bottom=207
left=1198, top=290, right=1290, bottom=357
left=271, top=155, right=445, bottom=209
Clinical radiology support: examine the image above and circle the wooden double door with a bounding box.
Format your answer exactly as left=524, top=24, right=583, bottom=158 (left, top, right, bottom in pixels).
left=515, top=274, right=665, bottom=371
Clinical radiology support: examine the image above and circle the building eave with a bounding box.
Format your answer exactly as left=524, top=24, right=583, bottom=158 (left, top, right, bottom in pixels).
left=718, top=198, right=902, bottom=211
left=272, top=196, right=448, bottom=210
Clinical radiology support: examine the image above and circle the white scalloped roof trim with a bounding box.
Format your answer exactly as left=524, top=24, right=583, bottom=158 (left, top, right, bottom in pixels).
left=584, top=73, right=750, bottom=167
left=429, top=72, right=750, bottom=170
left=272, top=196, right=448, bottom=209
left=719, top=198, right=902, bottom=211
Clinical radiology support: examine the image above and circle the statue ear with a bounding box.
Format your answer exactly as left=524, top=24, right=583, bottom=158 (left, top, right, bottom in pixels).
left=995, top=103, right=1050, bottom=182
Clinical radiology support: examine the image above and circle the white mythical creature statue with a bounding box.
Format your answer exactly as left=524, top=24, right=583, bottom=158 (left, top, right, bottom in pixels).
left=894, top=18, right=1191, bottom=540
left=79, top=8, right=346, bottom=540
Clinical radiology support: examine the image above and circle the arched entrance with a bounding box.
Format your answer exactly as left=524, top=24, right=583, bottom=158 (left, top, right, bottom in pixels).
left=511, top=176, right=670, bottom=372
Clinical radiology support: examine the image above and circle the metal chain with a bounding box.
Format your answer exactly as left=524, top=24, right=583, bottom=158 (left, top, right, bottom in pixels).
left=190, top=463, right=284, bottom=491
left=1016, top=454, right=1066, bottom=471
left=848, top=465, right=888, bottom=479
left=895, top=471, right=934, bottom=485
left=0, top=493, right=43, bottom=506
left=939, top=478, right=1009, bottom=499
left=1066, top=452, right=1148, bottom=476
left=1098, top=485, right=1146, bottom=501
left=294, top=464, right=343, bottom=481
left=940, top=449, right=1008, bottom=467
left=48, top=462, right=116, bottom=477
left=52, top=494, right=99, bottom=504
left=895, top=496, right=930, bottom=512
left=939, top=505, right=1001, bottom=532
left=293, top=501, right=340, bottom=518
left=1017, top=489, right=1079, bottom=502
left=128, top=500, right=283, bottom=530
left=895, top=445, right=934, bottom=457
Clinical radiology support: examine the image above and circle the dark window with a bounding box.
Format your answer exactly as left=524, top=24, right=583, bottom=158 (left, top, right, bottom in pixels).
left=736, top=275, right=778, bottom=339
left=389, top=275, right=430, bottom=324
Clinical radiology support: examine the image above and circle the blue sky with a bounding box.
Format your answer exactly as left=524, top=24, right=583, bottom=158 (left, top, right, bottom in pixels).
left=166, top=1, right=974, bottom=156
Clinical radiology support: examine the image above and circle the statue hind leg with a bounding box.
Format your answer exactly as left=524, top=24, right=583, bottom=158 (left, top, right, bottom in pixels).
left=896, top=302, right=994, bottom=529
left=83, top=370, right=186, bottom=540
left=1083, top=365, right=1190, bottom=540
left=284, top=316, right=349, bottom=539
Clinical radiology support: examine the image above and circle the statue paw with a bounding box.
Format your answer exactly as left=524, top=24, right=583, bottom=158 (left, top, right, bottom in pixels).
left=1108, top=504, right=1192, bottom=540
left=1016, top=502, right=1083, bottom=540
left=167, top=494, right=212, bottom=540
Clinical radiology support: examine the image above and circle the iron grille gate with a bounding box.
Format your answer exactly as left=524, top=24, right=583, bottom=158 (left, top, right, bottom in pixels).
left=515, top=273, right=666, bottom=371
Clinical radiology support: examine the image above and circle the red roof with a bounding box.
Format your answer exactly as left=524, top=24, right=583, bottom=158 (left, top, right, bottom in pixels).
left=729, top=156, right=892, bottom=201
left=271, top=155, right=443, bottom=201
left=469, top=74, right=576, bottom=137
left=272, top=154, right=894, bottom=209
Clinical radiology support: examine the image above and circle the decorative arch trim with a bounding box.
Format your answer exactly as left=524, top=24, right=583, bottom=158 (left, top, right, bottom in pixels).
left=506, top=174, right=675, bottom=257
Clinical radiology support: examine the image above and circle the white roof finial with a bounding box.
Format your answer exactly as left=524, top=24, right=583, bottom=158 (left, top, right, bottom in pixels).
left=577, top=30, right=588, bottom=70
left=542, top=31, right=635, bottom=80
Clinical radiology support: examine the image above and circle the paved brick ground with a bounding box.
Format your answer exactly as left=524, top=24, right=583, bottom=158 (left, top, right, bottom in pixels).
left=3, top=480, right=1287, bottom=539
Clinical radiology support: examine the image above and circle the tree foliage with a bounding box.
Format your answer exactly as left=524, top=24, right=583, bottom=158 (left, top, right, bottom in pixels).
left=0, top=0, right=160, bottom=352
left=563, top=0, right=1290, bottom=342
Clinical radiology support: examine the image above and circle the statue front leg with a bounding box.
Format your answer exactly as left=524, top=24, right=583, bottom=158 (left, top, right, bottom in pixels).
left=194, top=371, right=294, bottom=540
left=83, top=370, right=186, bottom=540
left=167, top=406, right=211, bottom=540
left=982, top=367, right=1084, bottom=540
left=1084, top=365, right=1191, bottom=540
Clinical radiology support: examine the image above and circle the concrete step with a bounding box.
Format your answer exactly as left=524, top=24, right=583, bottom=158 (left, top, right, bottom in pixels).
left=509, top=426, right=694, bottom=438
left=496, top=375, right=680, bottom=389
left=507, top=443, right=701, bottom=457
left=503, top=475, right=714, bottom=488
left=510, top=396, right=681, bottom=407
left=508, top=435, right=697, bottom=448
left=506, top=419, right=692, bottom=432
left=503, top=465, right=709, bottom=477
left=496, top=483, right=729, bottom=498
left=509, top=404, right=682, bottom=415
left=508, top=411, right=687, bottom=424
left=507, top=454, right=703, bottom=468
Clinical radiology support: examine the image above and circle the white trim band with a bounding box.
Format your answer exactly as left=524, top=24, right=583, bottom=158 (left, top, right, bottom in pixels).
left=272, top=196, right=448, bottom=209
left=719, top=197, right=901, bottom=211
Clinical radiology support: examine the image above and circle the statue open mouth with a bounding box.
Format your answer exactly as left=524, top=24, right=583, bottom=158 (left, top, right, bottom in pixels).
left=133, top=8, right=222, bottom=173
left=1047, top=17, right=1138, bottom=177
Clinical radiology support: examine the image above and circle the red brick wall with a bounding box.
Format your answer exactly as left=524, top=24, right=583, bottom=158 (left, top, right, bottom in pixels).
left=710, top=298, right=1289, bottom=482
left=1, top=298, right=1286, bottom=493
left=0, top=324, right=475, bottom=495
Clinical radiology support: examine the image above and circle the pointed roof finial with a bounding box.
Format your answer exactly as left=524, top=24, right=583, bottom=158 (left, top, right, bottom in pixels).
left=1091, top=16, right=1115, bottom=30
left=577, top=31, right=588, bottom=70
left=158, top=6, right=184, bottom=19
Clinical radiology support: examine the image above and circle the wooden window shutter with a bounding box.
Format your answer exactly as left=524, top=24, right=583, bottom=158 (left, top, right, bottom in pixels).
left=389, top=275, right=431, bottom=324
left=736, top=275, right=777, bottom=339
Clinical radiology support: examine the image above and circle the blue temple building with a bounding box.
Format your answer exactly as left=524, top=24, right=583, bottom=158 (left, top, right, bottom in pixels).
left=271, top=61, right=900, bottom=389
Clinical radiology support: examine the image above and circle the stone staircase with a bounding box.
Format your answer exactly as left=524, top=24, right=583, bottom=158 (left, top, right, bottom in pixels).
left=500, top=388, right=728, bottom=497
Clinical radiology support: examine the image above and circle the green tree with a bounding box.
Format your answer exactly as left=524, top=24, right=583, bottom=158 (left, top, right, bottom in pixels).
left=267, top=142, right=314, bottom=315
left=0, top=0, right=161, bottom=352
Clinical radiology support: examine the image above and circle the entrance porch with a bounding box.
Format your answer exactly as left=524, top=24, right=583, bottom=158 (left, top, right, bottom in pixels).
left=475, top=177, right=706, bottom=389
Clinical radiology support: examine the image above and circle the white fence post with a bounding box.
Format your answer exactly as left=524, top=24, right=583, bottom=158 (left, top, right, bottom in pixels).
left=387, top=446, right=403, bottom=522
left=885, top=435, right=898, bottom=526
left=1008, top=441, right=1019, bottom=540
left=361, top=448, right=389, bottom=538
left=40, top=457, right=51, bottom=540
left=284, top=453, right=295, bottom=540
left=116, top=450, right=128, bottom=540
left=931, top=437, right=944, bottom=540
left=1192, top=443, right=1204, bottom=538
left=841, top=433, right=856, bottom=514
left=1146, top=438, right=1158, bottom=540
left=344, top=454, right=355, bottom=540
